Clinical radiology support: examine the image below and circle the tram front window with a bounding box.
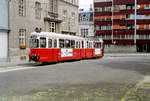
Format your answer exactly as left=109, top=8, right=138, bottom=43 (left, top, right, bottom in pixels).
left=94, top=42, right=101, bottom=48
left=30, top=38, right=39, bottom=48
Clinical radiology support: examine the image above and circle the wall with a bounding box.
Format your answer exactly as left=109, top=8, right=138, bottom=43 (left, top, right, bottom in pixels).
left=0, top=0, right=9, bottom=62
left=104, top=45, right=137, bottom=53
left=9, top=0, right=47, bottom=61
left=58, top=0, right=78, bottom=34
left=0, top=0, right=8, bottom=29
left=0, top=31, right=8, bottom=61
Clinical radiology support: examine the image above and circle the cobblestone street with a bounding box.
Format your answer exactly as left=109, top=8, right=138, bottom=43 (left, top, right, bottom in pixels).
left=0, top=55, right=150, bottom=101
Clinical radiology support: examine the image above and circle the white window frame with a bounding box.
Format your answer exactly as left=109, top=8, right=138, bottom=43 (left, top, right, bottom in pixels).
left=50, top=22, right=56, bottom=32
left=19, top=29, right=26, bottom=48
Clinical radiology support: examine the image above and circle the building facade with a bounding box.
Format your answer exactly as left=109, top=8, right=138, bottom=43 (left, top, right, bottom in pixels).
left=0, top=0, right=9, bottom=61
left=78, top=9, right=94, bottom=37
left=94, top=0, right=150, bottom=52
left=4, top=0, right=78, bottom=62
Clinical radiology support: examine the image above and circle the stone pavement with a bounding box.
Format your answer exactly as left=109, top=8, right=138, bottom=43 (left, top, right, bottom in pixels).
left=0, top=53, right=150, bottom=67
left=104, top=53, right=150, bottom=57
left=0, top=61, right=28, bottom=67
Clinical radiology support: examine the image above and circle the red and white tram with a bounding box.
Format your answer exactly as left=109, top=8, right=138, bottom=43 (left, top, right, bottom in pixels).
left=29, top=32, right=103, bottom=63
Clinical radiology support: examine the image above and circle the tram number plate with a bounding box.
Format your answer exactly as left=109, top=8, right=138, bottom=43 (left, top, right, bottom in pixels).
left=95, top=49, right=101, bottom=55
left=61, top=49, right=73, bottom=57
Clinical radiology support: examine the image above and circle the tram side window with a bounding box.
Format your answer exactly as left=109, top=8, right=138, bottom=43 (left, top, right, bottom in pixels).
left=65, top=40, right=71, bottom=48
left=48, top=39, right=52, bottom=48
left=76, top=41, right=79, bottom=48
left=40, top=37, right=46, bottom=48
left=71, top=40, right=75, bottom=48
left=54, top=39, right=57, bottom=48
left=79, top=42, right=81, bottom=48
left=59, top=39, right=64, bottom=48
left=89, top=42, right=93, bottom=48
left=87, top=41, right=89, bottom=48
left=82, top=41, right=84, bottom=48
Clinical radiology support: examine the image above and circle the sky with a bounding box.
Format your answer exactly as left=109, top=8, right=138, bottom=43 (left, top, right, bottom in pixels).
left=79, top=0, right=93, bottom=10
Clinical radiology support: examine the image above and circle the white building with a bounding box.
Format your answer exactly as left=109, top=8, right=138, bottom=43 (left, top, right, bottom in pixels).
left=78, top=9, right=94, bottom=38
left=0, top=0, right=9, bottom=62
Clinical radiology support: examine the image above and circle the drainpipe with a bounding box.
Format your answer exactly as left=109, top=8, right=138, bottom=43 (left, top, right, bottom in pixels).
left=7, top=0, right=10, bottom=62
left=112, top=0, right=114, bottom=44
left=134, top=0, right=137, bottom=45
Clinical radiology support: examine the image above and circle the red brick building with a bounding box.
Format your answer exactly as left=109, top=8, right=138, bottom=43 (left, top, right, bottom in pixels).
left=94, top=0, right=150, bottom=52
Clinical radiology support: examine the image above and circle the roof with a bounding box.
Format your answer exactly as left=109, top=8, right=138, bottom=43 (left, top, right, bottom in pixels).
left=30, top=32, right=103, bottom=42
left=30, top=32, right=85, bottom=40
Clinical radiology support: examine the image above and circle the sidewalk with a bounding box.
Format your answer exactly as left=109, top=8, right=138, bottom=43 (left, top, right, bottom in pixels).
left=104, top=53, right=150, bottom=57
left=0, top=61, right=29, bottom=67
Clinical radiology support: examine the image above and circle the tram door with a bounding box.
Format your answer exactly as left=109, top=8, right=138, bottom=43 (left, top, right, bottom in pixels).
left=52, top=39, right=59, bottom=62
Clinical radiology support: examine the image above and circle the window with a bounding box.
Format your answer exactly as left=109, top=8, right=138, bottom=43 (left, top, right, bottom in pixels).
left=76, top=41, right=79, bottom=48
left=40, top=37, right=46, bottom=48
left=19, top=29, right=26, bottom=49
left=63, top=10, right=67, bottom=22
left=19, top=0, right=26, bottom=16
left=30, top=37, right=39, bottom=48
left=81, top=29, right=88, bottom=37
left=35, top=2, right=41, bottom=19
left=50, top=0, right=58, bottom=13
left=59, top=39, right=64, bottom=48
left=94, top=42, right=101, bottom=48
left=71, top=40, right=75, bottom=48
left=81, top=14, right=88, bottom=22
left=71, top=12, right=75, bottom=25
left=48, top=39, right=52, bottom=48
left=50, top=22, right=55, bottom=32
left=54, top=39, right=57, bottom=48
left=65, top=40, right=71, bottom=48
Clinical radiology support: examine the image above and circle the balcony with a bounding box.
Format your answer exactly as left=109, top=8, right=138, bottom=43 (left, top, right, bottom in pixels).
left=44, top=12, right=62, bottom=23
left=113, top=19, right=134, bottom=25
left=95, top=12, right=112, bottom=16
left=48, top=12, right=58, bottom=18
left=94, top=2, right=112, bottom=7
left=114, top=0, right=134, bottom=5
left=95, top=30, right=112, bottom=35
left=94, top=21, right=112, bottom=25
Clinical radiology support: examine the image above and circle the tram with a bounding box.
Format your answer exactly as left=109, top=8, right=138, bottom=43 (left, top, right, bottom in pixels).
left=29, top=32, right=103, bottom=63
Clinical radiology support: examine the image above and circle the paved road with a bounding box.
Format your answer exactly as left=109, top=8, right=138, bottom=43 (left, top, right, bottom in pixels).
left=0, top=55, right=150, bottom=101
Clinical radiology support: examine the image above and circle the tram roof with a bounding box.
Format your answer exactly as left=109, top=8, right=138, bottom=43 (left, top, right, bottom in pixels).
left=30, top=32, right=103, bottom=42
left=31, top=32, right=85, bottom=40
